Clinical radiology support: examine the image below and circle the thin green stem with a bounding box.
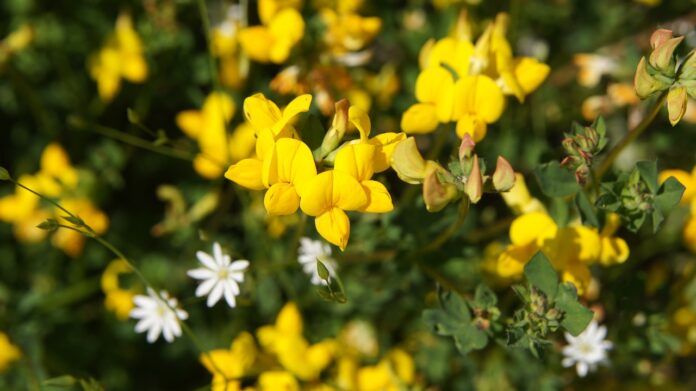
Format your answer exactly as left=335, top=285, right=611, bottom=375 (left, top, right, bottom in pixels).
left=12, top=180, right=77, bottom=219
left=594, top=90, right=668, bottom=181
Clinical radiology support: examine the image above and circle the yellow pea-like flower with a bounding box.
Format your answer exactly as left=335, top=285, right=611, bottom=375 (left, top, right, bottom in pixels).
left=244, top=93, right=312, bottom=138
left=262, top=138, right=317, bottom=216
left=334, top=143, right=393, bottom=213
left=0, top=333, right=21, bottom=374
left=300, top=170, right=368, bottom=250
left=201, top=331, right=258, bottom=391
left=239, top=8, right=304, bottom=64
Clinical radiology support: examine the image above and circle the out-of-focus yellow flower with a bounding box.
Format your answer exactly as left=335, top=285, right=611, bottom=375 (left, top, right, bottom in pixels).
left=176, top=92, right=242, bottom=179
left=258, top=371, right=300, bottom=391
left=660, top=168, right=696, bottom=253
left=501, top=173, right=546, bottom=215
left=573, top=53, right=618, bottom=88
left=581, top=83, right=640, bottom=121
left=319, top=0, right=382, bottom=56
left=0, top=333, right=21, bottom=373
left=88, top=13, right=148, bottom=101
left=0, top=24, right=33, bottom=65
left=211, top=5, right=248, bottom=88
left=239, top=3, right=304, bottom=64
left=101, top=259, right=137, bottom=320
left=201, top=331, right=258, bottom=391
left=337, top=348, right=415, bottom=391
left=0, top=144, right=108, bottom=257
left=257, top=303, right=337, bottom=381
left=597, top=213, right=630, bottom=266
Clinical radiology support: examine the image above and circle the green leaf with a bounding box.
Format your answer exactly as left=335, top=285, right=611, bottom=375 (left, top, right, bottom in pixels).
left=655, top=176, right=686, bottom=213
left=423, top=309, right=461, bottom=336
left=37, top=218, right=59, bottom=232
left=555, top=283, right=593, bottom=336
left=575, top=191, right=599, bottom=227
left=524, top=252, right=559, bottom=299
left=63, top=215, right=85, bottom=227
left=0, top=167, right=10, bottom=181
left=42, top=375, right=77, bottom=387
left=438, top=289, right=471, bottom=322
left=549, top=197, right=569, bottom=227
left=473, top=284, right=497, bottom=310
left=452, top=325, right=488, bottom=354
left=636, top=161, right=658, bottom=194
left=534, top=161, right=581, bottom=197
left=126, top=108, right=140, bottom=124
left=316, top=259, right=330, bottom=281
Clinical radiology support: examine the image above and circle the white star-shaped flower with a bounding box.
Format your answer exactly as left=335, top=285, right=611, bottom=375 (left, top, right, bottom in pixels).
left=187, top=242, right=249, bottom=308
left=130, top=288, right=188, bottom=343
left=298, top=237, right=337, bottom=285
left=562, top=320, right=613, bottom=377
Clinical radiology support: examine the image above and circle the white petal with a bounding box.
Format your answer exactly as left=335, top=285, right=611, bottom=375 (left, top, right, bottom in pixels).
left=576, top=362, right=589, bottom=377
left=223, top=284, right=238, bottom=308
left=195, top=277, right=219, bottom=297
left=133, top=296, right=157, bottom=309
left=134, top=317, right=155, bottom=333
left=230, top=272, right=245, bottom=284
left=146, top=322, right=162, bottom=343
left=196, top=251, right=218, bottom=270
left=176, top=308, right=189, bottom=320
left=229, top=260, right=249, bottom=271
left=162, top=324, right=174, bottom=343
left=222, top=255, right=231, bottom=267
left=187, top=268, right=217, bottom=280
left=213, top=242, right=224, bottom=265
left=130, top=308, right=153, bottom=319
left=207, top=282, right=225, bottom=307
left=170, top=318, right=182, bottom=337
left=561, top=357, right=575, bottom=368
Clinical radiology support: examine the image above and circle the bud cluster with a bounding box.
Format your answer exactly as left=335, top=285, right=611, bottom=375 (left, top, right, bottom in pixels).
left=634, top=29, right=696, bottom=126
left=560, top=118, right=608, bottom=184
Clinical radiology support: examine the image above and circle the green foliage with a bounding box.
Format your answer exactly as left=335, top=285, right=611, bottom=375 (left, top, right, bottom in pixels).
left=534, top=161, right=581, bottom=198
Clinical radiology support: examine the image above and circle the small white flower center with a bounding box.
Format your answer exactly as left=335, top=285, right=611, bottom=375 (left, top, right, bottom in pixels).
left=578, top=342, right=594, bottom=355
left=218, top=269, right=229, bottom=279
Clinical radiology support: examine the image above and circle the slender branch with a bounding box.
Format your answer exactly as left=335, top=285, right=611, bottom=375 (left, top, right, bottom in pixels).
left=12, top=180, right=77, bottom=219
left=594, top=90, right=668, bottom=181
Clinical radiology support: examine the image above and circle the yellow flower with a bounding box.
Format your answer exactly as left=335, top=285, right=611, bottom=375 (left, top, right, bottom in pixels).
left=262, top=138, right=317, bottom=215
left=660, top=168, right=696, bottom=253
left=573, top=53, right=618, bottom=88
left=597, top=213, right=630, bottom=266
left=52, top=198, right=109, bottom=257
left=0, top=333, right=21, bottom=373
left=319, top=5, right=382, bottom=55
left=176, top=92, right=238, bottom=179
left=257, top=303, right=336, bottom=380
left=501, top=173, right=546, bottom=215
left=258, top=371, right=300, bottom=391
left=239, top=7, right=304, bottom=64
left=0, top=24, right=33, bottom=65
left=201, top=331, right=258, bottom=391
left=353, top=349, right=415, bottom=391
left=101, top=259, right=136, bottom=320
left=88, top=13, right=147, bottom=101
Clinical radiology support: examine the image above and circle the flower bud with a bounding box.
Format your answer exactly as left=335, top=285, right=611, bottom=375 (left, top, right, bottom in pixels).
left=679, top=50, right=696, bottom=81
left=315, top=99, right=350, bottom=160
left=634, top=57, right=663, bottom=99
left=423, top=164, right=458, bottom=212
left=650, top=29, right=673, bottom=49
left=458, top=133, right=476, bottom=161
left=649, top=35, right=683, bottom=75
left=492, top=156, right=515, bottom=192
left=465, top=156, right=483, bottom=204
left=667, top=86, right=687, bottom=126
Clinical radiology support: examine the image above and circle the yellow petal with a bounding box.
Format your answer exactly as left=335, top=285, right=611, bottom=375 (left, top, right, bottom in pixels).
left=273, top=94, right=312, bottom=136
left=277, top=302, right=303, bottom=335
left=244, top=93, right=282, bottom=132
left=659, top=169, right=694, bottom=205
left=194, top=154, right=225, bottom=179
left=264, top=182, right=300, bottom=215
left=401, top=103, right=439, bottom=134
left=415, top=66, right=454, bottom=105
left=176, top=110, right=203, bottom=139
left=269, top=138, right=317, bottom=195
left=514, top=57, right=550, bottom=95
left=455, top=114, right=487, bottom=142
left=599, top=236, right=629, bottom=265
left=497, top=244, right=535, bottom=278
left=225, top=158, right=265, bottom=190
left=390, top=137, right=427, bottom=184
left=361, top=180, right=393, bottom=213
left=452, top=75, right=505, bottom=124
left=229, top=122, right=257, bottom=162
left=368, top=132, right=407, bottom=173
left=509, top=212, right=556, bottom=246
left=238, top=26, right=273, bottom=63
left=348, top=106, right=371, bottom=141
left=334, top=143, right=376, bottom=182
left=203, top=92, right=235, bottom=123
left=121, top=54, right=148, bottom=82
left=300, top=171, right=367, bottom=216
left=40, top=143, right=72, bottom=176
left=684, top=217, right=696, bottom=254
left=315, top=207, right=352, bottom=250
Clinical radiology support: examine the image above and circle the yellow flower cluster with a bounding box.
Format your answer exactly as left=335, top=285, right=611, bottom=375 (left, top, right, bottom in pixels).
left=0, top=332, right=21, bottom=374
left=401, top=12, right=549, bottom=142
left=0, top=23, right=33, bottom=65
left=659, top=167, right=696, bottom=253
left=201, top=302, right=416, bottom=391
left=225, top=94, right=403, bottom=249
left=0, top=144, right=108, bottom=256
left=210, top=5, right=247, bottom=88
left=319, top=0, right=382, bottom=56
left=486, top=175, right=629, bottom=294
left=101, top=259, right=137, bottom=320
left=176, top=92, right=256, bottom=179
left=239, top=0, right=305, bottom=64
left=88, top=13, right=148, bottom=101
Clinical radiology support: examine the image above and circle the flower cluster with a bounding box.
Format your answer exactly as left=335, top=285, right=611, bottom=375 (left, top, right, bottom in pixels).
left=401, top=12, right=549, bottom=141
left=239, top=0, right=304, bottom=64
left=225, top=93, right=402, bottom=249
left=486, top=175, right=629, bottom=294
left=200, top=302, right=418, bottom=391
left=101, top=259, right=138, bottom=320
left=0, top=143, right=108, bottom=256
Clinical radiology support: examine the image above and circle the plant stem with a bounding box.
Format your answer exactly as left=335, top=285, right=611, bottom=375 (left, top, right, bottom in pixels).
left=594, top=90, right=668, bottom=181
left=12, top=180, right=77, bottom=219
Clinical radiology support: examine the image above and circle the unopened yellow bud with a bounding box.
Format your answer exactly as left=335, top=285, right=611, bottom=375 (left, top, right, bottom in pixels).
left=649, top=35, right=683, bottom=74
left=667, top=86, right=687, bottom=126
left=634, top=57, right=663, bottom=99
left=650, top=29, right=673, bottom=49
left=391, top=137, right=428, bottom=184
left=465, top=156, right=483, bottom=203
left=423, top=165, right=457, bottom=212
left=492, top=156, right=515, bottom=192
left=458, top=133, right=476, bottom=161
